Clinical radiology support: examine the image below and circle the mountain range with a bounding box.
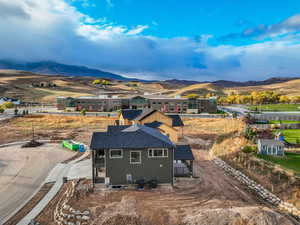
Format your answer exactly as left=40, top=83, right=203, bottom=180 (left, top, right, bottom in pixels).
left=0, top=59, right=299, bottom=87
left=0, top=60, right=131, bottom=81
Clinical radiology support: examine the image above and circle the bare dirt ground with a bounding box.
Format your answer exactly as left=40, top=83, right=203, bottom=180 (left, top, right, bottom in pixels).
left=0, top=144, right=75, bottom=223
left=52, top=148, right=296, bottom=225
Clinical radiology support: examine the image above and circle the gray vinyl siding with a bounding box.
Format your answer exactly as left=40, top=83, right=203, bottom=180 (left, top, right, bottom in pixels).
left=105, top=148, right=174, bottom=185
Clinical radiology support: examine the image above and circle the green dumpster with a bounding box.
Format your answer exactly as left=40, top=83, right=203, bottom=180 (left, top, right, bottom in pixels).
left=62, top=140, right=80, bottom=151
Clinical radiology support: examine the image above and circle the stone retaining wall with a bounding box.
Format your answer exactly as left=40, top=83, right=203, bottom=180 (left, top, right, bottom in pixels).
left=53, top=180, right=92, bottom=225
left=213, top=157, right=300, bottom=221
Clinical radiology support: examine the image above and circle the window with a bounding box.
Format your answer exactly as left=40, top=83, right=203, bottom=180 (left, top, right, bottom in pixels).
left=148, top=149, right=168, bottom=158
left=109, top=149, right=123, bottom=159
left=130, top=151, right=141, bottom=164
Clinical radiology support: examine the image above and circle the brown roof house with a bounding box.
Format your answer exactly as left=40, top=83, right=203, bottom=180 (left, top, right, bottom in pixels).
left=118, top=109, right=184, bottom=143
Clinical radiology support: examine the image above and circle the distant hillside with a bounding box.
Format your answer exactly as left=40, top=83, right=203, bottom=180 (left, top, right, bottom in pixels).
left=168, top=78, right=300, bottom=97
left=212, top=77, right=300, bottom=87
left=0, top=60, right=133, bottom=81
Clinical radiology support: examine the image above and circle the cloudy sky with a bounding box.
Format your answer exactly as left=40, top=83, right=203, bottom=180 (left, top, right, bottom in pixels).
left=1, top=0, right=300, bottom=81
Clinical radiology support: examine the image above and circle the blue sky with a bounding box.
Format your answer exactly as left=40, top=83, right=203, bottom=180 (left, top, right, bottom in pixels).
left=71, top=0, right=300, bottom=44
left=1, top=0, right=300, bottom=81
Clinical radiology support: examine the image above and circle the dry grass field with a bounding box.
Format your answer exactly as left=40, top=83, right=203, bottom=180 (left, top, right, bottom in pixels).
left=183, top=118, right=248, bottom=156
left=0, top=115, right=116, bottom=145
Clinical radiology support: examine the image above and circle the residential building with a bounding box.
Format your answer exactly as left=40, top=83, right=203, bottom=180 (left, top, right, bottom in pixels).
left=90, top=124, right=194, bottom=186
left=57, top=94, right=217, bottom=113
left=257, top=139, right=285, bottom=156
left=118, top=109, right=184, bottom=142
left=0, top=97, right=21, bottom=105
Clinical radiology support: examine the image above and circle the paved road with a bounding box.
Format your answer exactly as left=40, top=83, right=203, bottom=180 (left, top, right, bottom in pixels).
left=0, top=144, right=75, bottom=224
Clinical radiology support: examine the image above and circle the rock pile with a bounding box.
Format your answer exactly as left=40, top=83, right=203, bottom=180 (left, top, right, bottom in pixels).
left=213, top=158, right=300, bottom=220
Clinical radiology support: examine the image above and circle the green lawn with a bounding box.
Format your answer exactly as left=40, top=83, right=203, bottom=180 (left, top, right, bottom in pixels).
left=275, top=129, right=300, bottom=144
left=249, top=104, right=300, bottom=112
left=257, top=152, right=300, bottom=173
left=269, top=120, right=300, bottom=124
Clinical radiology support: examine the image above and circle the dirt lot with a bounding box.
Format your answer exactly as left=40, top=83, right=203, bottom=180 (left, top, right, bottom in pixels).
left=0, top=144, right=75, bottom=223
left=51, top=149, right=296, bottom=225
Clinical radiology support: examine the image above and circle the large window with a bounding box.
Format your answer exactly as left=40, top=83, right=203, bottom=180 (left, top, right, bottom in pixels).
left=109, top=149, right=123, bottom=159
left=148, top=149, right=168, bottom=158
left=130, top=151, right=141, bottom=164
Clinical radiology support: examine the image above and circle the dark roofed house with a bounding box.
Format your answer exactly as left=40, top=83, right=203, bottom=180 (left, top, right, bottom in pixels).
left=118, top=109, right=184, bottom=143
left=90, top=124, right=176, bottom=185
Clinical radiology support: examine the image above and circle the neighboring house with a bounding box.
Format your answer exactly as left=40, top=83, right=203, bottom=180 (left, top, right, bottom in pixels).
left=90, top=124, right=176, bottom=185
left=118, top=109, right=184, bottom=142
left=257, top=139, right=285, bottom=156
left=0, top=97, right=21, bottom=105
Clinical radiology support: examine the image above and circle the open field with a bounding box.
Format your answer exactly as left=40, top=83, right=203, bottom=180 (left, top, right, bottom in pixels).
left=249, top=104, right=300, bottom=112
left=256, top=152, right=300, bottom=174
left=0, top=115, right=116, bottom=145
left=0, top=144, right=75, bottom=223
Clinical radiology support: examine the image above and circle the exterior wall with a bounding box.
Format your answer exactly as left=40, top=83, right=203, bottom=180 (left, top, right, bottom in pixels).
left=174, top=126, right=184, bottom=139
left=139, top=111, right=173, bottom=127
left=258, top=141, right=284, bottom=156
left=57, top=96, right=217, bottom=113
left=129, top=97, right=150, bottom=109
left=157, top=124, right=178, bottom=143
left=118, top=114, right=132, bottom=125
left=75, top=98, right=123, bottom=112
left=149, top=99, right=188, bottom=113
left=105, top=148, right=174, bottom=185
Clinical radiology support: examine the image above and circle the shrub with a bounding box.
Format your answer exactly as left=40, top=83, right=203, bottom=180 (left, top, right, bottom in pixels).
left=242, top=145, right=257, bottom=154
left=80, top=108, right=87, bottom=116
left=3, top=101, right=15, bottom=109
left=0, top=107, right=4, bottom=113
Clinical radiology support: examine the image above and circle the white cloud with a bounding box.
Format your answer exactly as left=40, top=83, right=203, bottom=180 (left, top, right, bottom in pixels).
left=126, top=25, right=149, bottom=35
left=1, top=0, right=300, bottom=81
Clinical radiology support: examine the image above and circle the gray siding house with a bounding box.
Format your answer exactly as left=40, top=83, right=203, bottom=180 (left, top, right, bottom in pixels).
left=90, top=124, right=176, bottom=185
left=257, top=139, right=285, bottom=156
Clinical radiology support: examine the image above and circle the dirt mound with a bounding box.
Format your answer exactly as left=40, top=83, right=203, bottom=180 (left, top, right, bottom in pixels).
left=21, top=139, right=43, bottom=148
left=183, top=207, right=295, bottom=225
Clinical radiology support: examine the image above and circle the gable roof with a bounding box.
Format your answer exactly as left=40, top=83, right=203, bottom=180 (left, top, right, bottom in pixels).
left=168, top=115, right=184, bottom=127
left=258, top=139, right=284, bottom=146
left=144, top=121, right=163, bottom=129
left=90, top=124, right=175, bottom=150
left=175, top=145, right=194, bottom=160
left=120, top=109, right=143, bottom=120
left=134, top=109, right=156, bottom=121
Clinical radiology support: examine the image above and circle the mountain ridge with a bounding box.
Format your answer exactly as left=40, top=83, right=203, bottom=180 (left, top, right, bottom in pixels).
left=0, top=60, right=136, bottom=81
